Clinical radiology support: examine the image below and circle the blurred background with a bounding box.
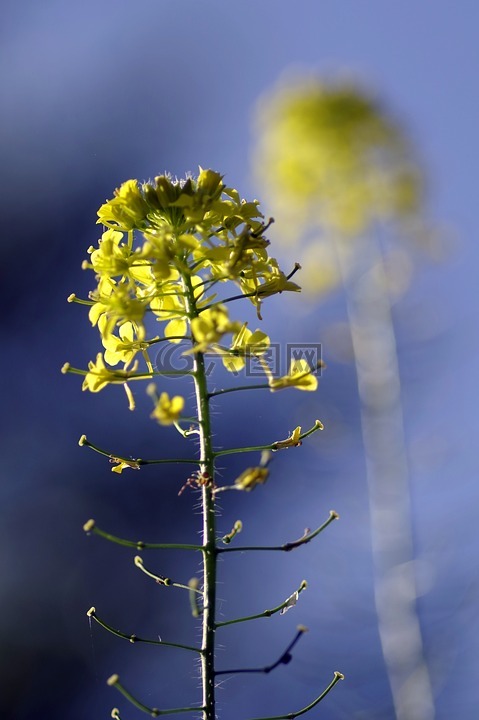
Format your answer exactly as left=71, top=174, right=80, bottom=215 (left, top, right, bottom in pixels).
left=1, top=1, right=478, bottom=718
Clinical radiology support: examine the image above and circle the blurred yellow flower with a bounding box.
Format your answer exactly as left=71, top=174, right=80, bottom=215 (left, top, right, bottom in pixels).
left=151, top=392, right=185, bottom=426
left=234, top=466, right=270, bottom=491
left=253, top=76, right=428, bottom=296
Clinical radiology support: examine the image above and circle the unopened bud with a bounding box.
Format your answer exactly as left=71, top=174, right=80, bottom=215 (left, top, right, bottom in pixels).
left=83, top=519, right=95, bottom=533
left=146, top=383, right=157, bottom=397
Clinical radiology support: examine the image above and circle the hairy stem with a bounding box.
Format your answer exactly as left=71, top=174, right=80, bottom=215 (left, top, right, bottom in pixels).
left=183, top=271, right=217, bottom=720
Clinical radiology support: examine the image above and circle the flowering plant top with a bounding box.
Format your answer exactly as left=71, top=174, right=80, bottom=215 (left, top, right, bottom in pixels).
left=64, top=169, right=315, bottom=413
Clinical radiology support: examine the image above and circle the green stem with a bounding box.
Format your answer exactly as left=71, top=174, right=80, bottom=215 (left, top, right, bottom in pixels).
left=201, top=262, right=299, bottom=312
left=83, top=520, right=202, bottom=551
left=79, top=436, right=199, bottom=466
left=182, top=271, right=217, bottom=720
left=213, top=419, right=324, bottom=459
left=107, top=674, right=202, bottom=717
left=246, top=671, right=344, bottom=720
left=147, top=335, right=192, bottom=344
left=88, top=608, right=199, bottom=653
left=66, top=294, right=94, bottom=306
left=142, top=458, right=200, bottom=465
left=64, top=365, right=191, bottom=379
left=134, top=556, right=202, bottom=593
left=213, top=442, right=276, bottom=458
left=208, top=383, right=271, bottom=399
left=216, top=580, right=307, bottom=628
left=217, top=511, right=339, bottom=554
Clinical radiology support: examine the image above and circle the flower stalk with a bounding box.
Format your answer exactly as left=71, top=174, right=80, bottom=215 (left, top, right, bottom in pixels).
left=182, top=270, right=218, bottom=719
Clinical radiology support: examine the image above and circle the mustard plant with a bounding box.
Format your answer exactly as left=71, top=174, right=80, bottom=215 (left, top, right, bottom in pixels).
left=253, top=78, right=435, bottom=719
left=63, top=169, right=343, bottom=720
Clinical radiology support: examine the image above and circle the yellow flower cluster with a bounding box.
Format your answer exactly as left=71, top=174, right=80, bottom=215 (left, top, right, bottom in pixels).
left=67, top=169, right=317, bottom=420
left=255, top=80, right=422, bottom=239
left=254, top=79, right=428, bottom=296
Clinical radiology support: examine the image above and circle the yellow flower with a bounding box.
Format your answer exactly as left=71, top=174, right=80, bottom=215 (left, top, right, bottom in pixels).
left=85, top=228, right=153, bottom=286
left=272, top=426, right=303, bottom=450
left=89, top=284, right=147, bottom=340
left=99, top=319, right=151, bottom=368
left=150, top=291, right=188, bottom=344
left=197, top=167, right=224, bottom=198
left=81, top=353, right=149, bottom=410
left=151, top=392, right=185, bottom=426
left=269, top=359, right=318, bottom=392
left=234, top=466, right=270, bottom=491
left=248, top=259, right=301, bottom=298
left=110, top=457, right=141, bottom=474
left=222, top=324, right=270, bottom=373
left=82, top=353, right=128, bottom=393
left=97, top=179, right=149, bottom=231
left=190, top=305, right=241, bottom=353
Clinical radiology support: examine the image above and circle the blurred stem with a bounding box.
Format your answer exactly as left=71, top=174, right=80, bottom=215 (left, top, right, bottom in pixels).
left=215, top=625, right=307, bottom=675
left=333, top=231, right=435, bottom=720
left=182, top=271, right=217, bottom=720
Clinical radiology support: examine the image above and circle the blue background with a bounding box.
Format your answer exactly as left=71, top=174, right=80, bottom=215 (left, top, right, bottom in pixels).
left=1, top=2, right=478, bottom=718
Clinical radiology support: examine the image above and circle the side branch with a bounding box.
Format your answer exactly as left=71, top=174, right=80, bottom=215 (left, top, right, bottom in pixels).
left=107, top=674, right=203, bottom=716
left=246, top=671, right=345, bottom=720
left=78, top=435, right=199, bottom=467
left=217, top=511, right=339, bottom=554
left=88, top=608, right=200, bottom=653
left=216, top=581, right=307, bottom=628
left=83, top=520, right=202, bottom=551
left=207, top=383, right=271, bottom=399
left=213, top=421, right=323, bottom=458
left=134, top=556, right=202, bottom=593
